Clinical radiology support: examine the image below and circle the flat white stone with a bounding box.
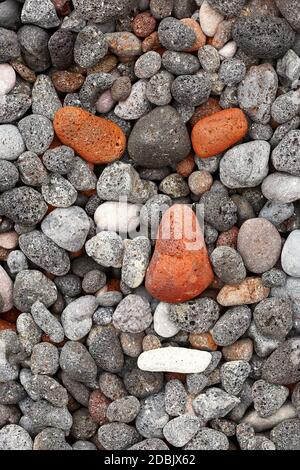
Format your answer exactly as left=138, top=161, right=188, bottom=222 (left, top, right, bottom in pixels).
left=94, top=201, right=141, bottom=235
left=137, top=347, right=212, bottom=373
left=153, top=302, right=180, bottom=338
left=281, top=230, right=300, bottom=277
left=242, top=402, right=297, bottom=432
left=0, top=64, right=16, bottom=95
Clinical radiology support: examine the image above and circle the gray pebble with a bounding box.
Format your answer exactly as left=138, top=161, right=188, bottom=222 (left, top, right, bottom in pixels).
left=54, top=274, right=81, bottom=297
left=107, top=396, right=140, bottom=423
left=72, top=441, right=97, bottom=451
left=270, top=116, right=300, bottom=148
left=163, top=415, right=200, bottom=447
left=262, top=268, right=287, bottom=288
left=184, top=427, right=229, bottom=450
left=34, top=428, right=72, bottom=451
left=220, top=361, right=251, bottom=395
left=42, top=146, right=75, bottom=175
left=195, top=154, right=221, bottom=173
left=17, top=151, right=48, bottom=187
left=159, top=173, right=189, bottom=198
left=30, top=342, right=59, bottom=376
left=92, top=307, right=113, bottom=326
left=16, top=313, right=41, bottom=356
left=42, top=173, right=77, bottom=208
left=249, top=123, right=273, bottom=141
left=262, top=172, right=300, bottom=204
left=122, top=237, right=151, bottom=289
left=88, top=326, right=124, bottom=373
left=259, top=201, right=294, bottom=226
left=32, top=74, right=61, bottom=121
left=0, top=94, right=32, bottom=124
left=86, top=231, right=124, bottom=268
left=150, top=0, right=173, bottom=19
left=254, top=298, right=293, bottom=340
left=158, top=17, right=196, bottom=51
left=111, top=76, right=132, bottom=102
left=80, top=72, right=113, bottom=113
left=18, top=25, right=50, bottom=72
left=211, top=246, right=246, bottom=285
left=276, top=0, right=300, bottom=33
left=212, top=306, right=252, bottom=346
left=135, top=391, right=168, bottom=438
left=82, top=270, right=106, bottom=294
left=98, top=422, right=140, bottom=450
left=271, top=90, right=300, bottom=124
left=61, top=295, right=97, bottom=341
left=48, top=30, right=74, bottom=70
left=163, top=51, right=200, bottom=76
left=146, top=70, right=173, bottom=106
left=233, top=15, right=295, bottom=59
left=164, top=379, right=187, bottom=416
left=31, top=301, right=64, bottom=344
left=22, top=398, right=72, bottom=432
left=252, top=379, right=289, bottom=418
left=271, top=130, right=300, bottom=176
left=14, top=270, right=57, bottom=312
left=171, top=74, right=211, bottom=106
left=18, top=114, right=53, bottom=155
left=262, top=338, right=300, bottom=384
left=0, top=125, right=25, bottom=161
left=71, top=408, right=98, bottom=440
left=198, top=45, right=220, bottom=73
left=73, top=0, right=133, bottom=23
left=169, top=298, right=220, bottom=333
left=113, top=294, right=152, bottom=334
left=193, top=388, right=240, bottom=420
left=124, top=368, right=163, bottom=398
left=60, top=341, right=97, bottom=384
left=248, top=321, right=281, bottom=358
left=0, top=160, right=19, bottom=192
left=0, top=27, right=20, bottom=62
left=0, top=186, right=47, bottom=226
left=19, top=230, right=70, bottom=276
left=270, top=418, right=300, bottom=450
left=21, top=0, right=59, bottom=29
left=0, top=381, right=26, bottom=405
left=97, top=291, right=123, bottom=307
left=0, top=424, right=32, bottom=450
left=134, top=51, right=161, bottom=79
left=67, top=156, right=97, bottom=192
left=128, top=106, right=191, bottom=168
left=186, top=373, right=209, bottom=395
left=130, top=438, right=169, bottom=450
left=219, top=58, right=246, bottom=86
left=207, top=0, right=247, bottom=16
left=0, top=1, right=21, bottom=30
left=201, top=190, right=237, bottom=231
left=277, top=49, right=300, bottom=85
left=74, top=25, right=107, bottom=68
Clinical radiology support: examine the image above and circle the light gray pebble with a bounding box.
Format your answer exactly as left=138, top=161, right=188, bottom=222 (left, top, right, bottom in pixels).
left=198, top=45, right=220, bottom=73
left=113, top=294, right=152, bottom=334
left=262, top=172, right=300, bottom=204
left=0, top=424, right=32, bottom=450
left=31, top=301, right=64, bottom=344
left=22, top=398, right=72, bottom=432
left=0, top=125, right=25, bottom=161
left=42, top=146, right=75, bottom=175
left=186, top=373, right=209, bottom=395
left=86, top=231, right=124, bottom=268
left=42, top=173, right=77, bottom=208
left=32, top=74, right=61, bottom=120
left=271, top=90, right=300, bottom=124
left=30, top=342, right=59, bottom=376
left=249, top=123, right=273, bottom=141
left=122, top=237, right=151, bottom=288
left=97, top=291, right=123, bottom=307
left=61, top=295, right=98, bottom=341
left=252, top=380, right=289, bottom=418
left=0, top=160, right=19, bottom=192
left=162, top=51, right=200, bottom=75
left=193, top=388, right=240, bottom=420
left=34, top=428, right=72, bottom=450
left=220, top=361, right=251, bottom=395
left=14, top=269, right=57, bottom=313
left=219, top=58, right=246, bottom=86
left=18, top=25, right=50, bottom=72
left=21, top=0, right=59, bottom=29
left=163, top=415, right=200, bottom=447
left=67, top=156, right=97, bottom=192
left=270, top=418, right=300, bottom=450
left=16, top=312, right=42, bottom=355
left=248, top=321, right=282, bottom=358
left=74, top=25, right=107, bottom=68
left=115, top=80, right=151, bottom=120
left=98, top=422, right=140, bottom=450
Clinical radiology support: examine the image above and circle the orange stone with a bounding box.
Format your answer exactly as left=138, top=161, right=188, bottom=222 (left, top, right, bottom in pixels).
left=145, top=204, right=214, bottom=303
left=181, top=18, right=206, bottom=52
left=54, top=106, right=126, bottom=164
left=191, top=108, right=248, bottom=158
left=0, top=320, right=16, bottom=331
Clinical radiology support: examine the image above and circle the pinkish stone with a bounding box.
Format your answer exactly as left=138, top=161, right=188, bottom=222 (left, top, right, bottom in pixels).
left=0, top=232, right=18, bottom=249
left=96, top=89, right=116, bottom=114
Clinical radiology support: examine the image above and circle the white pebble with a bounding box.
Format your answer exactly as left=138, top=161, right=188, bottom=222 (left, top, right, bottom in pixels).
left=94, top=201, right=141, bottom=234
left=281, top=230, right=300, bottom=277
left=219, top=41, right=237, bottom=59
left=137, top=347, right=212, bottom=373
left=0, top=64, right=16, bottom=95
left=153, top=302, right=180, bottom=338
left=199, top=0, right=224, bottom=37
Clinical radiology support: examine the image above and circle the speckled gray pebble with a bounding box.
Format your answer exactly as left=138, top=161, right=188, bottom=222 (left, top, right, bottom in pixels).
left=171, top=74, right=211, bottom=106
left=163, top=415, right=200, bottom=447
left=158, top=17, right=196, bottom=51
left=169, top=298, right=219, bottom=333
left=211, top=246, right=246, bottom=285
left=113, top=294, right=152, bottom=334
left=212, top=306, right=252, bottom=346
left=74, top=25, right=108, bottom=68
left=163, top=51, right=200, bottom=76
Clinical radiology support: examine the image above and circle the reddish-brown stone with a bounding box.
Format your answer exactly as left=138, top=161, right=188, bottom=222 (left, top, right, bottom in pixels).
left=88, top=390, right=111, bottom=425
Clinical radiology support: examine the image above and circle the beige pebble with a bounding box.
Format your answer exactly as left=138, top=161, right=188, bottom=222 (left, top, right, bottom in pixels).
left=0, top=232, right=18, bottom=249
left=199, top=0, right=224, bottom=37
left=219, top=41, right=237, bottom=58
left=217, top=277, right=270, bottom=306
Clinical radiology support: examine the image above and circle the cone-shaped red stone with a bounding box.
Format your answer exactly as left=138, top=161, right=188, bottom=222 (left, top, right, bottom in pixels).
left=145, top=204, right=214, bottom=303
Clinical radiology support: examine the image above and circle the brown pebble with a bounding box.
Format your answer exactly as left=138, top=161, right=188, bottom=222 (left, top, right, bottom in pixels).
left=142, top=334, right=161, bottom=351
left=222, top=339, right=253, bottom=362
left=88, top=390, right=111, bottom=425
left=165, top=372, right=186, bottom=383
left=217, top=226, right=239, bottom=249
left=189, top=332, right=218, bottom=351
left=190, top=97, right=222, bottom=127
left=52, top=71, right=85, bottom=93
left=176, top=154, right=195, bottom=178
left=142, top=31, right=161, bottom=52
left=10, top=59, right=36, bottom=83
left=111, top=76, right=132, bottom=101
left=211, top=18, right=236, bottom=50
left=0, top=247, right=10, bottom=261
left=188, top=170, right=213, bottom=196
left=87, top=55, right=118, bottom=74
left=132, top=11, right=157, bottom=38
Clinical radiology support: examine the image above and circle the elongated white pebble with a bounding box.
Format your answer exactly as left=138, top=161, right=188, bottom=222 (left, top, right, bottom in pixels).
left=153, top=302, right=180, bottom=338
left=137, top=347, right=212, bottom=373
left=219, top=41, right=237, bottom=59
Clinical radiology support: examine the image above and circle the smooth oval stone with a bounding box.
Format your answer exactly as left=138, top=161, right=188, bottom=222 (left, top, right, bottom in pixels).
left=0, top=265, right=13, bottom=312
left=145, top=204, right=214, bottom=303
left=128, top=105, right=191, bottom=168
left=0, top=64, right=16, bottom=95
left=261, top=173, right=300, bottom=203
left=281, top=230, right=300, bottom=277
left=192, top=108, right=248, bottom=158
left=153, top=302, right=180, bottom=338
left=237, top=218, right=281, bottom=274
left=54, top=106, right=126, bottom=164
left=233, top=15, right=295, bottom=59
left=0, top=124, right=25, bottom=161
left=220, top=141, right=270, bottom=189
left=137, top=347, right=212, bottom=373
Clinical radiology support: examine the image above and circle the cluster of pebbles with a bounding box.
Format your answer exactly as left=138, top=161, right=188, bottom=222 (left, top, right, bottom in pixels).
left=1, top=0, right=300, bottom=451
